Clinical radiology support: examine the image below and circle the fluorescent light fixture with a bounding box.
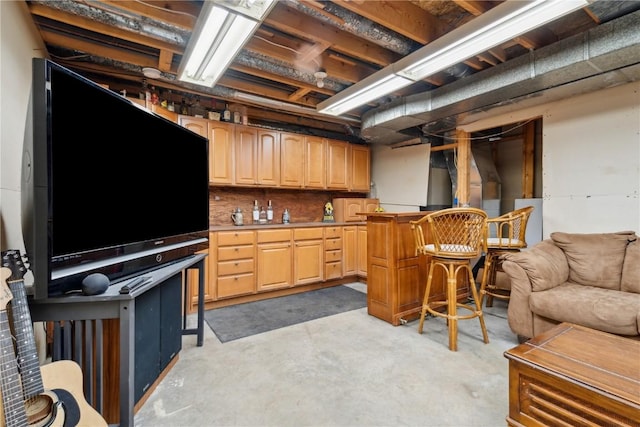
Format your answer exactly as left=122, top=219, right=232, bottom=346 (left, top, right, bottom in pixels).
left=178, top=0, right=276, bottom=87
left=318, top=0, right=589, bottom=117
left=318, top=70, right=413, bottom=116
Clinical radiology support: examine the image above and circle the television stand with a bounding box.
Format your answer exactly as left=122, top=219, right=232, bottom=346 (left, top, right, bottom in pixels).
left=28, top=253, right=207, bottom=427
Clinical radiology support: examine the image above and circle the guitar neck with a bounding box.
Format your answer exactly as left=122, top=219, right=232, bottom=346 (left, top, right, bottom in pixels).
left=7, top=280, right=45, bottom=400
left=0, top=309, right=29, bottom=427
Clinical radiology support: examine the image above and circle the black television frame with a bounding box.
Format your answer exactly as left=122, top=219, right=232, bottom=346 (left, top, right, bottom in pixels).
left=22, top=58, right=209, bottom=299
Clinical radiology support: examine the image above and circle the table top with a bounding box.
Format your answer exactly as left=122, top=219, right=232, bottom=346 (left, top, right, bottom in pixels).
left=504, top=323, right=640, bottom=406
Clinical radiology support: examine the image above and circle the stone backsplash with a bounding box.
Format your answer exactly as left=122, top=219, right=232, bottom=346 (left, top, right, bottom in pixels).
left=210, top=187, right=368, bottom=227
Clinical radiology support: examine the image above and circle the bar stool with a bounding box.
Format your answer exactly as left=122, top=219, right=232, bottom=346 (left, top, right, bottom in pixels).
left=479, top=206, right=534, bottom=307
left=410, top=208, right=489, bottom=351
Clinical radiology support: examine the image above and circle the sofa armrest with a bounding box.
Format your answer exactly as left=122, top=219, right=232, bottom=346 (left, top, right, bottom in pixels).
left=500, top=240, right=570, bottom=338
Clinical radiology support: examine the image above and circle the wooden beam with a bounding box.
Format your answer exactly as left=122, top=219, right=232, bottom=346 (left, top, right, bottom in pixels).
left=522, top=121, right=536, bottom=198
left=430, top=143, right=458, bottom=152
left=229, top=64, right=335, bottom=96
left=100, top=1, right=198, bottom=30
left=265, top=4, right=400, bottom=67
left=244, top=37, right=374, bottom=83
left=456, top=129, right=471, bottom=206
left=333, top=0, right=444, bottom=44
left=28, top=3, right=183, bottom=54
left=39, top=30, right=165, bottom=70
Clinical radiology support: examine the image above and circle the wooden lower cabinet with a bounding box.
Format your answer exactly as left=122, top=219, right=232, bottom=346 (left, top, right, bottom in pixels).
left=324, top=226, right=343, bottom=280
left=343, top=225, right=368, bottom=278
left=215, top=230, right=255, bottom=299
left=198, top=224, right=367, bottom=310
left=293, top=228, right=323, bottom=285
left=256, top=229, right=292, bottom=291
left=357, top=225, right=367, bottom=277
left=342, top=226, right=357, bottom=276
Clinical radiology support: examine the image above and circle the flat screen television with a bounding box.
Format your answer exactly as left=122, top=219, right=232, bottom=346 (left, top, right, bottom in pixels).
left=22, top=58, right=209, bottom=299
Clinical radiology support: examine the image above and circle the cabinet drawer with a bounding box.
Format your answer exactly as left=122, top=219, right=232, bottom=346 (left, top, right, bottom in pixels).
left=324, top=238, right=342, bottom=251
left=325, top=249, right=342, bottom=263
left=217, top=274, right=255, bottom=298
left=325, top=262, right=342, bottom=280
left=324, top=227, right=342, bottom=239
left=257, top=229, right=292, bottom=243
left=218, top=231, right=254, bottom=246
left=217, top=258, right=254, bottom=276
left=217, top=245, right=254, bottom=261
left=294, top=227, right=323, bottom=240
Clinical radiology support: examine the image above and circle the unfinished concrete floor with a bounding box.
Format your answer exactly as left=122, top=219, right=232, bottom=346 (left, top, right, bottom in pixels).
left=134, top=283, right=519, bottom=426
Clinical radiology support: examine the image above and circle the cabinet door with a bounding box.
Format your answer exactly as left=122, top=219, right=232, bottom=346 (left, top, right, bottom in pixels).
left=235, top=125, right=257, bottom=186
left=304, top=136, right=326, bottom=189
left=257, top=242, right=292, bottom=291
left=327, top=139, right=349, bottom=190
left=357, top=225, right=367, bottom=277
left=151, top=104, right=178, bottom=123
left=208, top=121, right=234, bottom=185
left=363, top=198, right=379, bottom=214
left=179, top=116, right=208, bottom=137
left=346, top=199, right=365, bottom=221
left=257, top=130, right=280, bottom=186
left=190, top=247, right=212, bottom=308
left=294, top=240, right=323, bottom=285
left=350, top=144, right=370, bottom=191
left=280, top=132, right=304, bottom=188
left=342, top=226, right=357, bottom=276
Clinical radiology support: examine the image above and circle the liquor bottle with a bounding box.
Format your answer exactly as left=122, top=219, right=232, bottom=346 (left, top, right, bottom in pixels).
left=267, top=200, right=274, bottom=223
left=223, top=103, right=231, bottom=122
left=180, top=98, right=190, bottom=115
left=252, top=200, right=260, bottom=223
left=259, top=206, right=267, bottom=224
left=166, top=90, right=175, bottom=111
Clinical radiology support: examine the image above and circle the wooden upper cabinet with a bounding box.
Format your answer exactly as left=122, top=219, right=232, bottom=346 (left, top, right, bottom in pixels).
left=150, top=104, right=178, bottom=123
left=280, top=132, right=305, bottom=188
left=350, top=144, right=371, bottom=192
left=257, top=130, right=280, bottom=186
left=234, top=125, right=258, bottom=186
left=179, top=116, right=234, bottom=185
left=327, top=139, right=349, bottom=190
left=179, top=116, right=208, bottom=137
left=177, top=116, right=371, bottom=191
left=208, top=121, right=234, bottom=185
left=304, top=136, right=327, bottom=189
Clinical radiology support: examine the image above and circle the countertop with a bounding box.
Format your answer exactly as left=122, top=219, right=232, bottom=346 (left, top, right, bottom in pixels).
left=211, top=221, right=365, bottom=232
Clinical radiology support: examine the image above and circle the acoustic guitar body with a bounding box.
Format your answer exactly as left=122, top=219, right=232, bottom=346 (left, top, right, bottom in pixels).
left=39, top=360, right=107, bottom=427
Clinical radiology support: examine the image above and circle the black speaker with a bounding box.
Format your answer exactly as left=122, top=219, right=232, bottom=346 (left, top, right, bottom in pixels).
left=81, top=273, right=109, bottom=296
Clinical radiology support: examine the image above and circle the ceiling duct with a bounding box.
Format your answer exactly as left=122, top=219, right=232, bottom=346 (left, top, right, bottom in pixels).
left=360, top=9, right=640, bottom=145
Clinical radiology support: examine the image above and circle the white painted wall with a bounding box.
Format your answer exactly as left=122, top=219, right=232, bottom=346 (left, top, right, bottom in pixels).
left=460, top=82, right=640, bottom=237
left=371, top=143, right=431, bottom=212
left=0, top=1, right=47, bottom=254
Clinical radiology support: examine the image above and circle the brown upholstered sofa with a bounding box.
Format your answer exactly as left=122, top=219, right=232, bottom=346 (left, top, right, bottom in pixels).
left=501, top=231, right=640, bottom=340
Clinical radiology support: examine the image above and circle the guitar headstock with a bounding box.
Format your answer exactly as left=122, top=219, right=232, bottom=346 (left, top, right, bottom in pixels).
left=1, top=250, right=27, bottom=282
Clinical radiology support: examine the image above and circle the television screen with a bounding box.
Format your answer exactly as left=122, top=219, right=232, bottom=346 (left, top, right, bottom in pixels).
left=23, top=59, right=209, bottom=298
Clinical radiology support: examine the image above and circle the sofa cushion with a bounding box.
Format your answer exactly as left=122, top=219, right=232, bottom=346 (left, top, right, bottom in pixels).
left=529, top=282, right=640, bottom=336
left=502, top=240, right=569, bottom=292
left=621, top=235, right=640, bottom=293
left=550, top=231, right=634, bottom=290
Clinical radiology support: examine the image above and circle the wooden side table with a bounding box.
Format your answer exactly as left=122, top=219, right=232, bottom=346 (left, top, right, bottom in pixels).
left=504, top=323, right=640, bottom=426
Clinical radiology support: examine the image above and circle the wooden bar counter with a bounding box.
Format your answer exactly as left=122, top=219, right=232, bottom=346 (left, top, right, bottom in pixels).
left=363, top=212, right=470, bottom=326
